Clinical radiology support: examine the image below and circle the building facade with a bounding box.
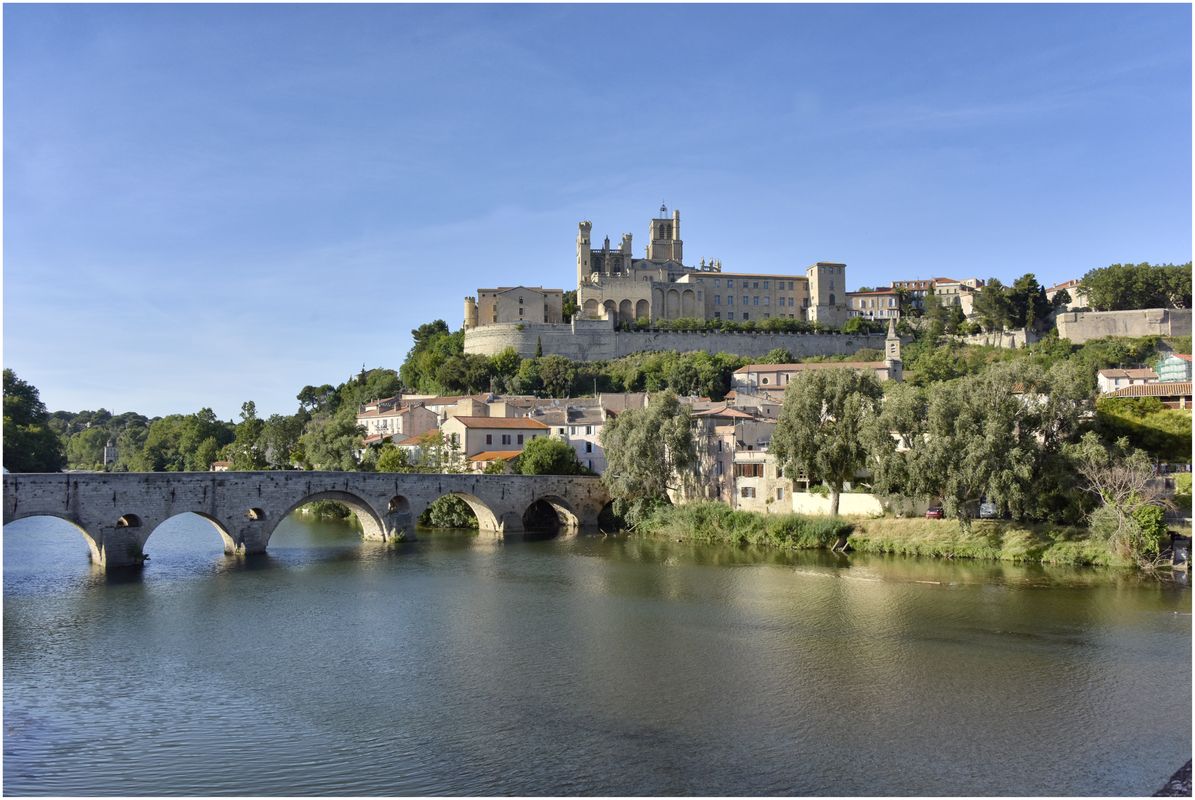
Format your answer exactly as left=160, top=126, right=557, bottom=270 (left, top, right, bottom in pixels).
left=465, top=286, right=563, bottom=328
left=846, top=287, right=901, bottom=319
left=572, top=206, right=850, bottom=327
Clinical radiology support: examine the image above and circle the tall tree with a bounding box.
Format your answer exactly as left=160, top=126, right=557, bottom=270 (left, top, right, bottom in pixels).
left=600, top=391, right=697, bottom=525
left=1081, top=262, right=1192, bottom=311
left=3, top=369, right=66, bottom=473
left=972, top=279, right=1012, bottom=332
left=770, top=368, right=884, bottom=517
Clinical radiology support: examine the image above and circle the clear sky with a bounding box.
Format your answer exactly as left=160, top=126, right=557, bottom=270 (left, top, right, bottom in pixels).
left=4, top=3, right=1191, bottom=420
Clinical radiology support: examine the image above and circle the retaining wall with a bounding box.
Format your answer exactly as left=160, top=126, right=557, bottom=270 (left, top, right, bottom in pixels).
left=1056, top=308, right=1192, bottom=344
left=463, top=319, right=891, bottom=360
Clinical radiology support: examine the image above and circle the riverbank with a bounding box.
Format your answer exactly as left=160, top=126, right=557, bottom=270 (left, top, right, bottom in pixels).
left=637, top=502, right=1133, bottom=568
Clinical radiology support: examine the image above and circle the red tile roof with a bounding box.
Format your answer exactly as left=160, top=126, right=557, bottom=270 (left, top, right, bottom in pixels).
left=1107, top=381, right=1192, bottom=399
left=467, top=450, right=523, bottom=462
left=445, top=416, right=550, bottom=429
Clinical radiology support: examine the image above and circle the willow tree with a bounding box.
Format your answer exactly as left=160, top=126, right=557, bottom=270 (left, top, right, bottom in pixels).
left=600, top=390, right=696, bottom=526
left=771, top=369, right=884, bottom=517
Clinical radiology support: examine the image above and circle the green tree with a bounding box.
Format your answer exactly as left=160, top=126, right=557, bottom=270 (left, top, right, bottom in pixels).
left=600, top=391, right=697, bottom=525
left=561, top=290, right=578, bottom=322
left=376, top=443, right=411, bottom=473
left=399, top=320, right=465, bottom=393
left=537, top=355, right=576, bottom=397
left=3, top=370, right=66, bottom=473
left=1008, top=273, right=1052, bottom=331
left=771, top=369, right=884, bottom=517
left=518, top=436, right=583, bottom=475
left=229, top=401, right=267, bottom=470
left=1071, top=432, right=1169, bottom=563
left=1080, top=262, right=1192, bottom=311
left=65, top=426, right=110, bottom=470
left=299, top=406, right=364, bottom=471
left=972, top=279, right=1012, bottom=332
left=435, top=354, right=494, bottom=395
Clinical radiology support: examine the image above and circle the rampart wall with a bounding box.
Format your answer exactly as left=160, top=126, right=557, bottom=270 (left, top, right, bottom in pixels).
left=463, top=320, right=891, bottom=360
left=1056, top=309, right=1192, bottom=344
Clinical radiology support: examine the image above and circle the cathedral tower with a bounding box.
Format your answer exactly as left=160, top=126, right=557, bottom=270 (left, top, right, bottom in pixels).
left=885, top=317, right=903, bottom=382
left=576, top=221, right=593, bottom=285
left=646, top=205, right=683, bottom=262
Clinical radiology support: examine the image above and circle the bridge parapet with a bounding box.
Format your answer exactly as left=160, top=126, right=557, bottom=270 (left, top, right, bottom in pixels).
left=3, top=472, right=611, bottom=571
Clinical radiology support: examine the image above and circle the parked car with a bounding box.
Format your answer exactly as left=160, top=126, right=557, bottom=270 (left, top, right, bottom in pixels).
left=979, top=501, right=999, bottom=519
left=925, top=507, right=944, bottom=519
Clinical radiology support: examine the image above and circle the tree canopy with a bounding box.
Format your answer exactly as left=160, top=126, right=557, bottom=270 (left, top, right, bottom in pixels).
left=3, top=369, right=66, bottom=473
left=1080, top=262, right=1191, bottom=311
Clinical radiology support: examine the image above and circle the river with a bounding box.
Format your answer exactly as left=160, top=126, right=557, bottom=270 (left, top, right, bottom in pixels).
left=3, top=513, right=1190, bottom=796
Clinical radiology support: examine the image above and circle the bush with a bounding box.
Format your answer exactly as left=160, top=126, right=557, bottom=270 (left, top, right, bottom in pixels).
left=636, top=502, right=852, bottom=549
left=419, top=495, right=478, bottom=529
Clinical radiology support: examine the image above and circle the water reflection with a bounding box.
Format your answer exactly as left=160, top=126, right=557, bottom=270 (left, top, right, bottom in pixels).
left=3, top=514, right=1190, bottom=796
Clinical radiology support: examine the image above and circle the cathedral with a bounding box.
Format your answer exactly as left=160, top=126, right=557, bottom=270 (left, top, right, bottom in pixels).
left=574, top=205, right=849, bottom=327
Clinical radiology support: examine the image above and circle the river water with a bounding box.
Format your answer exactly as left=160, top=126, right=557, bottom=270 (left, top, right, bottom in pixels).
left=3, top=513, right=1190, bottom=796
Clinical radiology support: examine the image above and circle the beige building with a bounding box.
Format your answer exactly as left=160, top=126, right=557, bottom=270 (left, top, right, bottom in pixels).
left=732, top=320, right=903, bottom=389
left=1045, top=279, right=1090, bottom=311
left=439, top=415, right=551, bottom=461
left=573, top=206, right=849, bottom=327
left=357, top=397, right=440, bottom=445
left=846, top=287, right=901, bottom=319
left=465, top=286, right=564, bottom=329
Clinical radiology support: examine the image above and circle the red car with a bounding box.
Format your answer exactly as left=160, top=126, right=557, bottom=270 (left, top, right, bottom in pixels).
left=925, top=507, right=944, bottom=519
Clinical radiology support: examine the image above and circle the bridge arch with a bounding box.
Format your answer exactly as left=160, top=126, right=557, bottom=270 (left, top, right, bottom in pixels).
left=144, top=511, right=239, bottom=557
left=522, top=495, right=580, bottom=535
left=271, top=490, right=388, bottom=546
left=4, top=513, right=103, bottom=564
left=423, top=491, right=502, bottom=533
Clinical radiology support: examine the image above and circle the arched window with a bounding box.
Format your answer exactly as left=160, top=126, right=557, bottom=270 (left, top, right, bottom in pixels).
left=830, top=294, right=836, bottom=306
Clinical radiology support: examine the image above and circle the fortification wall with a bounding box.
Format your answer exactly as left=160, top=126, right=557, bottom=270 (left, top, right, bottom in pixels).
left=1056, top=308, right=1192, bottom=344
left=463, top=320, right=890, bottom=361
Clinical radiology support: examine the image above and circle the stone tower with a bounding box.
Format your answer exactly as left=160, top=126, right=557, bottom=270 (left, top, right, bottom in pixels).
left=806, top=261, right=848, bottom=327
left=576, top=221, right=593, bottom=285
left=464, top=296, right=479, bottom=330
left=646, top=205, right=683, bottom=262
left=885, top=317, right=903, bottom=382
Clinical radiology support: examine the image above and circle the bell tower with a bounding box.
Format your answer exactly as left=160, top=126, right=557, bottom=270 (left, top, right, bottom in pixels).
left=885, top=318, right=903, bottom=382
left=576, top=221, right=592, bottom=286
left=646, top=204, right=683, bottom=262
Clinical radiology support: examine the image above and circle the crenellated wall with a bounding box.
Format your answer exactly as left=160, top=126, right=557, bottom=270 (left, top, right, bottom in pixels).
left=462, top=319, right=892, bottom=360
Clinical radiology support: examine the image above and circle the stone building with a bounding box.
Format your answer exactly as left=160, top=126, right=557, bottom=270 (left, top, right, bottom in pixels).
left=573, top=206, right=849, bottom=327
left=846, top=287, right=901, bottom=320
left=465, top=286, right=563, bottom=328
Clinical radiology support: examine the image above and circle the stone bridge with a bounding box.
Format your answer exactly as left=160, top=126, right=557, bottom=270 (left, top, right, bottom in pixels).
left=2, top=472, right=612, bottom=570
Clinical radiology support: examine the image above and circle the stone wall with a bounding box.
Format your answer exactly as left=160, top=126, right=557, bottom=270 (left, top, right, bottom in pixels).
left=463, top=319, right=892, bottom=361
left=955, top=328, right=1035, bottom=349
left=3, top=472, right=611, bottom=570
left=1056, top=308, right=1192, bottom=344
left=790, top=492, right=930, bottom=518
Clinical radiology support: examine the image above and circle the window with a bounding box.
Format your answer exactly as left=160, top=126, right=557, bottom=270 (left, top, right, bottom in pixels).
left=753, top=281, right=759, bottom=288
left=714, top=279, right=721, bottom=288
left=517, top=434, right=524, bottom=445
left=486, top=434, right=493, bottom=445
left=763, top=297, right=769, bottom=306
left=717, top=440, right=723, bottom=452
left=585, top=425, right=592, bottom=435
left=763, top=280, right=769, bottom=289
left=585, top=441, right=592, bottom=453
left=715, top=295, right=721, bottom=305
left=501, top=434, right=511, bottom=445
left=714, top=311, right=721, bottom=318
left=777, top=488, right=785, bottom=500
left=558, top=427, right=566, bottom=435
left=727, top=312, right=735, bottom=320
left=762, top=377, right=770, bottom=385
left=742, top=312, right=749, bottom=320
left=753, top=296, right=760, bottom=306
left=727, top=296, right=734, bottom=306
left=740, top=486, right=756, bottom=498
left=727, top=279, right=734, bottom=288
left=742, top=296, right=749, bottom=305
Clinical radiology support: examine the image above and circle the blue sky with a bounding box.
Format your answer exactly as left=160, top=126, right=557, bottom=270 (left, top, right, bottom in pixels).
left=4, top=4, right=1191, bottom=419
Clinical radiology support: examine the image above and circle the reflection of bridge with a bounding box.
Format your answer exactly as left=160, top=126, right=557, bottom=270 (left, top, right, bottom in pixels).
left=2, top=472, right=611, bottom=570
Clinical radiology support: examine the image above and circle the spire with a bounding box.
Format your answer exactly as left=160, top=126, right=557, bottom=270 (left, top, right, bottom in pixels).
left=887, top=317, right=897, bottom=337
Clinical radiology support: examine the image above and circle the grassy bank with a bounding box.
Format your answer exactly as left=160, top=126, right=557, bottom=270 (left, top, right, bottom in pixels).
left=637, top=502, right=1131, bottom=567
left=637, top=502, right=852, bottom=549
left=847, top=518, right=1132, bottom=568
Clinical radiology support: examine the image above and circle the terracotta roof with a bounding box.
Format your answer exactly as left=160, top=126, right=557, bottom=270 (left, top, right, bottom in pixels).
left=932, top=277, right=959, bottom=283
left=445, top=416, right=550, bottom=429
left=1106, top=381, right=1192, bottom=399
left=847, top=288, right=896, bottom=295
left=467, top=450, right=523, bottom=462
left=1098, top=368, right=1158, bottom=380
left=735, top=362, right=885, bottom=374
left=1046, top=279, right=1082, bottom=292
left=396, top=434, right=428, bottom=446
left=692, top=405, right=758, bottom=420
left=357, top=406, right=408, bottom=419
left=1176, top=354, right=1193, bottom=362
